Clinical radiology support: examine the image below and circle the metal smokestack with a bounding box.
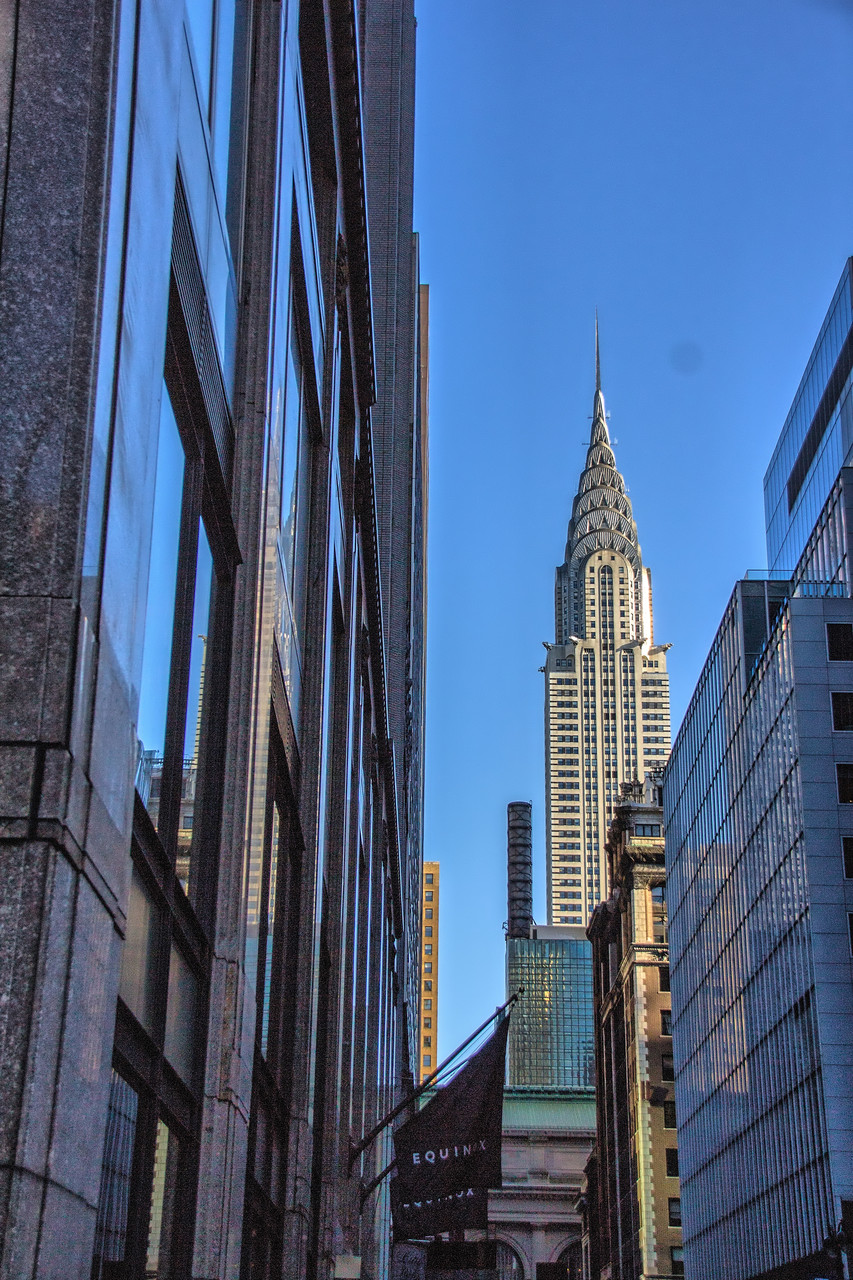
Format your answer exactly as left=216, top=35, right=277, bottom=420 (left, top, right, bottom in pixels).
left=507, top=802, right=533, bottom=939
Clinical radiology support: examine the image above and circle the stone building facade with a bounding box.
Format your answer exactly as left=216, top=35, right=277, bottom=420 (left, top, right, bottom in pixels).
left=586, top=778, right=682, bottom=1280
left=490, top=1090, right=595, bottom=1280
left=0, top=0, right=425, bottom=1277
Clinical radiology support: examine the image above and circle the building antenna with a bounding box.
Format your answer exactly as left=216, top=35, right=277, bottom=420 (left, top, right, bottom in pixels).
left=595, top=308, right=601, bottom=394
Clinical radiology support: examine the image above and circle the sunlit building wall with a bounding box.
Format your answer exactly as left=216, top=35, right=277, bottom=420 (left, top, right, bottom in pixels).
left=419, top=861, right=439, bottom=1081
left=587, top=779, right=683, bottom=1280
left=546, top=358, right=671, bottom=925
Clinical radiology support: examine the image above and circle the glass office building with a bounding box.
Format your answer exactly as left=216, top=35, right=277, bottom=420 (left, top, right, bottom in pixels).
left=507, top=929, right=595, bottom=1089
left=665, top=499, right=853, bottom=1279
left=764, top=259, right=853, bottom=575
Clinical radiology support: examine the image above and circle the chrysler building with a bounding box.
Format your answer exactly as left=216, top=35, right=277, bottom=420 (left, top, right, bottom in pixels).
left=545, top=330, right=671, bottom=923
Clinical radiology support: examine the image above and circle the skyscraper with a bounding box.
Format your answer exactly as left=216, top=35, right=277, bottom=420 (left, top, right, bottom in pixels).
left=545, top=332, right=672, bottom=923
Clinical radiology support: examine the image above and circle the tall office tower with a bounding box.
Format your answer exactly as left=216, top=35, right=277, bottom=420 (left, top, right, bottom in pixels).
left=418, top=862, right=439, bottom=1081
left=546, top=338, right=671, bottom=924
left=586, top=777, right=682, bottom=1280
left=665, top=263, right=853, bottom=1280
left=0, top=0, right=425, bottom=1276
left=505, top=805, right=595, bottom=1089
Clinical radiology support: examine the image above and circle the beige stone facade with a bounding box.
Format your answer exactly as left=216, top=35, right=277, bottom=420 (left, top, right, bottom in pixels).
left=419, top=861, right=439, bottom=1081
left=585, top=779, right=683, bottom=1279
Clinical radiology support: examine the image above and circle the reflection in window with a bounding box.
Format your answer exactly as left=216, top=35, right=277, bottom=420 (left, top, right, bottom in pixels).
left=280, top=315, right=312, bottom=646
left=178, top=522, right=213, bottom=891
left=261, top=805, right=281, bottom=1056
left=185, top=0, right=214, bottom=108
left=164, top=944, right=198, bottom=1084
left=136, top=390, right=185, bottom=830
left=92, top=1072, right=139, bottom=1279
left=119, top=867, right=160, bottom=1034
left=146, top=1120, right=181, bottom=1277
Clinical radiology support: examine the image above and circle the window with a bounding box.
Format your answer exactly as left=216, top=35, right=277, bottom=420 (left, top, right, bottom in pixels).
left=651, top=883, right=666, bottom=904
left=425, top=891, right=433, bottom=901
left=424, top=980, right=432, bottom=991
left=848, top=913, right=853, bottom=957
left=424, top=963, right=432, bottom=974
left=661, top=1053, right=675, bottom=1081
left=424, top=926, right=432, bottom=937
left=424, top=999, right=432, bottom=1010
left=423, top=1037, right=431, bottom=1048
left=671, top=1246, right=685, bottom=1275
left=659, top=965, right=671, bottom=992
left=668, top=1198, right=681, bottom=1226
left=666, top=1147, right=679, bottom=1177
left=423, top=1018, right=431, bottom=1029
left=833, top=691, right=853, bottom=730
left=425, top=908, right=433, bottom=919
left=426, top=874, right=434, bottom=884
left=843, top=837, right=853, bottom=879
left=423, top=1055, right=431, bottom=1068
left=635, top=822, right=661, bottom=837
left=663, top=1100, right=677, bottom=1128
left=837, top=764, right=853, bottom=803
left=661, top=1009, right=672, bottom=1036
left=424, top=944, right=432, bottom=956
left=828, top=623, right=853, bottom=660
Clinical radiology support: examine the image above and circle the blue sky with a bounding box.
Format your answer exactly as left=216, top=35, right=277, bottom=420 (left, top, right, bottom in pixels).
left=414, top=0, right=853, bottom=1057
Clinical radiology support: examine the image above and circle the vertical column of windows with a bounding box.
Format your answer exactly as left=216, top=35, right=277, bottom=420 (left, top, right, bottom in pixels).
left=583, top=648, right=598, bottom=912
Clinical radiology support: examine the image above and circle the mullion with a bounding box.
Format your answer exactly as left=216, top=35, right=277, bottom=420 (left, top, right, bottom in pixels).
left=158, top=458, right=203, bottom=860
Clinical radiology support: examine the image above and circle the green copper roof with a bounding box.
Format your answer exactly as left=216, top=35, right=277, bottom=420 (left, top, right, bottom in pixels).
left=502, top=1088, right=596, bottom=1133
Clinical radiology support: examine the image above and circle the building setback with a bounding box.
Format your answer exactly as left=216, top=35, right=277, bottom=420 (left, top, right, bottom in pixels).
left=665, top=262, right=853, bottom=1280
left=586, top=777, right=682, bottom=1280
left=0, top=0, right=425, bottom=1277
left=546, top=337, right=671, bottom=925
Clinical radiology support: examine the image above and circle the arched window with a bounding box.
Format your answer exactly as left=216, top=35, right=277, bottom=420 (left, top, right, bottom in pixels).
left=559, top=1235, right=583, bottom=1280
left=496, top=1240, right=525, bottom=1280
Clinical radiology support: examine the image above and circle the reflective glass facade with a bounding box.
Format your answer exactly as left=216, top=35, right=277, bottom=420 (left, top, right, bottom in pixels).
left=664, top=565, right=853, bottom=1278
left=507, top=930, right=595, bottom=1088
left=764, top=260, right=853, bottom=574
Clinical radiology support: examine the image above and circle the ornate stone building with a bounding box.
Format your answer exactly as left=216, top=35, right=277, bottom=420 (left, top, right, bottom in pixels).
left=545, top=334, right=671, bottom=924
left=586, top=777, right=682, bottom=1280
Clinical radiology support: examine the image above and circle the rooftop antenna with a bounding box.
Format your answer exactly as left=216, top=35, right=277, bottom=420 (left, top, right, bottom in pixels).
left=595, top=308, right=601, bottom=394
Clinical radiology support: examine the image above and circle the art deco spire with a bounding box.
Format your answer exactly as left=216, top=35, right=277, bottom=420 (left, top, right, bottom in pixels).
left=565, top=320, right=640, bottom=575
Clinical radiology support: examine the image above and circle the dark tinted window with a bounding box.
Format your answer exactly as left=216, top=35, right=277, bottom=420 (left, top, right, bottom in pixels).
left=837, top=764, right=853, bottom=803
left=666, top=1148, right=679, bottom=1177
left=659, top=965, right=671, bottom=992
left=668, top=1198, right=682, bottom=1226
left=833, top=692, right=853, bottom=730
left=663, top=1100, right=677, bottom=1128
left=828, top=623, right=853, bottom=660
left=671, top=1246, right=685, bottom=1275
left=661, top=1053, right=675, bottom=1081
left=661, top=1009, right=672, bottom=1036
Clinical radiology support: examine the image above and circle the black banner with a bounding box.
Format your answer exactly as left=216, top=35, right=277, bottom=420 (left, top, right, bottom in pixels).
left=391, top=1013, right=509, bottom=1226
left=390, top=1177, right=489, bottom=1241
